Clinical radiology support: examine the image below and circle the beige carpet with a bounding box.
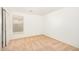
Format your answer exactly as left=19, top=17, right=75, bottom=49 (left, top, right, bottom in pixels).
left=3, top=35, right=79, bottom=51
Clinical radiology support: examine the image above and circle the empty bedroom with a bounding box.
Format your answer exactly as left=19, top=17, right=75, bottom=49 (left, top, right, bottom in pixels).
left=0, top=7, right=79, bottom=51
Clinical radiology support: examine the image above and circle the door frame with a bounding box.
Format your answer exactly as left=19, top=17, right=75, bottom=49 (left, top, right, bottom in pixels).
left=1, top=7, right=7, bottom=48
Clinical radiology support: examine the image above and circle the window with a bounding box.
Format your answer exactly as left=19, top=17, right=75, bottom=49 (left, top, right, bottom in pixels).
left=12, top=15, right=24, bottom=33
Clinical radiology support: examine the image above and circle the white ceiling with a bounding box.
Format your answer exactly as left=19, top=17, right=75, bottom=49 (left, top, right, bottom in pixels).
left=5, top=7, right=63, bottom=15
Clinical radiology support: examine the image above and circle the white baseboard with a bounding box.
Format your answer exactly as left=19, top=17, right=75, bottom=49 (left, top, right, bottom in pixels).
left=7, top=33, right=79, bottom=48
left=44, top=33, right=79, bottom=48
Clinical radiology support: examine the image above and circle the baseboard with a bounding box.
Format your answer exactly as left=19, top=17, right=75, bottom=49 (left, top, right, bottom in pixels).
left=44, top=33, right=79, bottom=48
left=8, top=33, right=79, bottom=48
left=9, top=34, right=44, bottom=41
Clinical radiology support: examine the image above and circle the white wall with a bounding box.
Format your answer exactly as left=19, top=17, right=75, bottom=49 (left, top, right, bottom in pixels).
left=6, top=11, right=44, bottom=40
left=44, top=7, right=79, bottom=48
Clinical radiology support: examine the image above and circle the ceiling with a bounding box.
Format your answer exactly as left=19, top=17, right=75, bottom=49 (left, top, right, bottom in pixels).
left=5, top=7, right=63, bottom=15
